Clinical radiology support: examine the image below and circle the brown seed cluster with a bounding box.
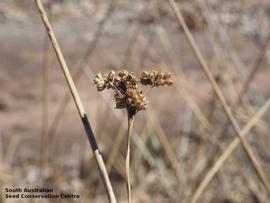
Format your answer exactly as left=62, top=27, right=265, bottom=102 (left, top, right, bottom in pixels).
left=93, top=70, right=173, bottom=116
left=140, top=71, right=173, bottom=87
left=94, top=70, right=147, bottom=116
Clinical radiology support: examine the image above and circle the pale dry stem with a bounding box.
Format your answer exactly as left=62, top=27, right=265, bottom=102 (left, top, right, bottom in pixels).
left=126, top=114, right=134, bottom=203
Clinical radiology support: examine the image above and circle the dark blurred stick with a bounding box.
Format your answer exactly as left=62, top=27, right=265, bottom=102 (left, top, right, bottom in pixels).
left=138, top=24, right=157, bottom=68
left=48, top=0, right=115, bottom=142
left=167, top=0, right=270, bottom=199
left=35, top=1, right=116, bottom=202
left=121, top=0, right=150, bottom=67
left=41, top=3, right=52, bottom=179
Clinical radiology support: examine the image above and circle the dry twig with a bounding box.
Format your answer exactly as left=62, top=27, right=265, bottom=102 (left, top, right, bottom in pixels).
left=35, top=1, right=116, bottom=202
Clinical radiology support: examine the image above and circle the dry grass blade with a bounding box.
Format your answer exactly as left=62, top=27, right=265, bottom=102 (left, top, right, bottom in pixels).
left=41, top=4, right=52, bottom=179
left=191, top=97, right=270, bottom=203
left=208, top=9, right=270, bottom=144
left=34, top=1, right=116, bottom=202
left=168, top=0, right=270, bottom=197
left=154, top=7, right=263, bottom=200
left=106, top=120, right=126, bottom=173
left=5, top=135, right=21, bottom=167
left=147, top=108, right=182, bottom=187
left=41, top=33, right=50, bottom=178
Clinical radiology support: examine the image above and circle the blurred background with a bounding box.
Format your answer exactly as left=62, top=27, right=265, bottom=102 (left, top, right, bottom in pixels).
left=1, top=0, right=270, bottom=202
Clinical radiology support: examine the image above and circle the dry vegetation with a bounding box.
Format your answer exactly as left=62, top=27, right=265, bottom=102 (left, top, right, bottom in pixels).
left=1, top=0, right=270, bottom=202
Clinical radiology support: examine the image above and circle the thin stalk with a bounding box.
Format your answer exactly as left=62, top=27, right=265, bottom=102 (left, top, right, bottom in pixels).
left=191, top=98, right=270, bottom=203
left=41, top=38, right=50, bottom=178
left=126, top=113, right=134, bottom=203
left=168, top=0, right=270, bottom=197
left=41, top=3, right=52, bottom=179
left=34, top=1, right=116, bottom=202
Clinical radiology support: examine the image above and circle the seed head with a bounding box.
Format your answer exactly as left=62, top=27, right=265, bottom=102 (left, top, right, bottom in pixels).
left=93, top=69, right=173, bottom=117
left=93, top=73, right=107, bottom=91
left=140, top=71, right=173, bottom=87
left=125, top=89, right=148, bottom=111
left=94, top=70, right=146, bottom=116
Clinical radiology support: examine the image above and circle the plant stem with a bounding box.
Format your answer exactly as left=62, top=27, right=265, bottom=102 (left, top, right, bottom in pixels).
left=35, top=1, right=116, bottom=202
left=41, top=3, right=52, bottom=180
left=41, top=35, right=50, bottom=179
left=126, top=112, right=134, bottom=203
left=168, top=0, right=270, bottom=198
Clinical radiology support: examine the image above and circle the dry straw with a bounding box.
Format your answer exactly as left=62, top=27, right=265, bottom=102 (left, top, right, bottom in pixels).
left=41, top=3, right=52, bottom=180
left=94, top=69, right=173, bottom=203
left=191, top=97, right=270, bottom=203
left=167, top=0, right=270, bottom=201
left=35, top=0, right=116, bottom=202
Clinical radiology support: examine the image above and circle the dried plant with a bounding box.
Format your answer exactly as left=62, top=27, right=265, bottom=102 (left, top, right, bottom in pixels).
left=94, top=69, right=173, bottom=203
left=168, top=0, right=270, bottom=201
left=140, top=71, right=173, bottom=87
left=35, top=1, right=116, bottom=202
